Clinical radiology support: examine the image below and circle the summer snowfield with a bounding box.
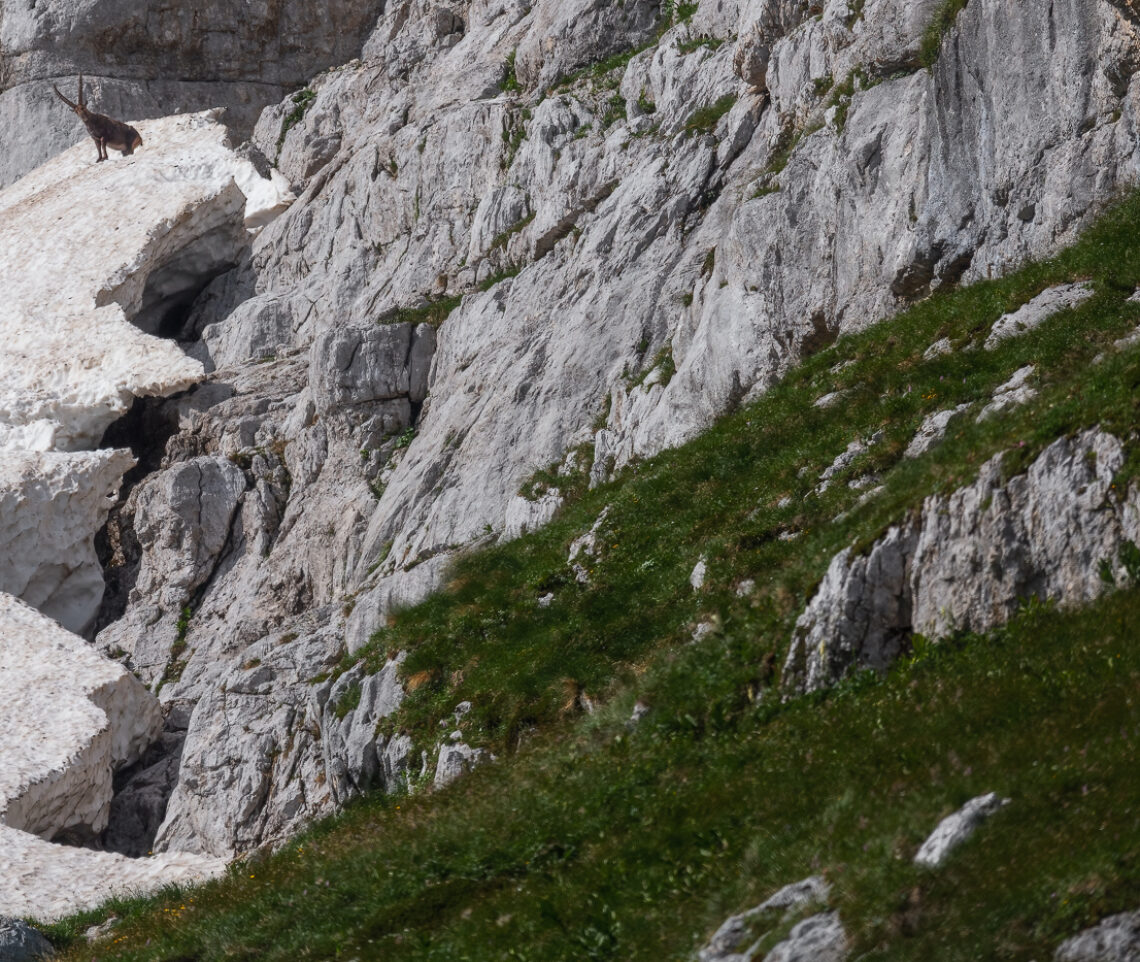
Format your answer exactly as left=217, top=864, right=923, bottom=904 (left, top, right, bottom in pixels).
left=1, top=0, right=1139, bottom=959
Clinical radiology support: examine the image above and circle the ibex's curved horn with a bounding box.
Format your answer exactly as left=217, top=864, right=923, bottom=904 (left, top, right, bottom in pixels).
left=52, top=83, right=78, bottom=111
left=78, top=74, right=85, bottom=108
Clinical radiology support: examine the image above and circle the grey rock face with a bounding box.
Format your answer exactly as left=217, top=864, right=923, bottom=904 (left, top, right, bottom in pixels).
left=0, top=0, right=382, bottom=185
left=1056, top=910, right=1140, bottom=962
left=310, top=322, right=436, bottom=415
left=98, top=456, right=247, bottom=685
left=976, top=365, right=1037, bottom=421
left=905, top=404, right=970, bottom=459
left=985, top=283, right=1095, bottom=349
left=434, top=740, right=490, bottom=790
left=911, top=429, right=1133, bottom=639
left=785, top=523, right=917, bottom=693
left=320, top=656, right=412, bottom=806
left=763, top=911, right=848, bottom=962
left=786, top=429, right=1140, bottom=692
left=196, top=0, right=1140, bottom=595
left=699, top=876, right=831, bottom=962
left=0, top=917, right=54, bottom=961
left=153, top=621, right=345, bottom=855
left=514, top=0, right=661, bottom=91
left=914, top=792, right=1010, bottom=868
left=80, top=0, right=1140, bottom=861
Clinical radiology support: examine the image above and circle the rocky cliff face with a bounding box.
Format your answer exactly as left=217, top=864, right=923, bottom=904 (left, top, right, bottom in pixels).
left=63, top=0, right=1140, bottom=863
left=0, top=110, right=287, bottom=916
left=784, top=429, right=1140, bottom=693
left=3, top=0, right=1140, bottom=917
left=0, top=0, right=384, bottom=186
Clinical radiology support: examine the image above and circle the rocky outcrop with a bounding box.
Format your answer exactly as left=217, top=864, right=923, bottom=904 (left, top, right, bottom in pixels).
left=764, top=913, right=847, bottom=962
left=700, top=876, right=831, bottom=962
left=785, top=430, right=1140, bottom=692
left=783, top=523, right=917, bottom=693
left=0, top=593, right=223, bottom=920
left=699, top=876, right=844, bottom=962
left=0, top=917, right=53, bottom=962
left=914, top=793, right=1010, bottom=868
left=152, top=634, right=413, bottom=856
left=0, top=0, right=383, bottom=186
left=1056, top=910, right=1140, bottom=961
left=985, top=283, right=1095, bottom=349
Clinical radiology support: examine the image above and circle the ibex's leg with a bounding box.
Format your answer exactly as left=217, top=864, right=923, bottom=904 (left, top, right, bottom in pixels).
left=94, top=137, right=106, bottom=162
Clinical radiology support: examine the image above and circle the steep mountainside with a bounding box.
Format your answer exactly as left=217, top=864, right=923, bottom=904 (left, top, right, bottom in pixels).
left=38, top=183, right=1140, bottom=961
left=68, top=0, right=1140, bottom=865
left=2, top=0, right=1140, bottom=955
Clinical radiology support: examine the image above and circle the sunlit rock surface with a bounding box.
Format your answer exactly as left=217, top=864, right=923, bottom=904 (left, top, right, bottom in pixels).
left=0, top=109, right=292, bottom=455
left=0, top=109, right=286, bottom=919
left=0, top=594, right=223, bottom=920
left=0, top=449, right=134, bottom=635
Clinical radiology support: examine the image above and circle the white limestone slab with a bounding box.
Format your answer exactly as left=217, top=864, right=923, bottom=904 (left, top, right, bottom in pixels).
left=0, top=449, right=136, bottom=635
left=0, top=110, right=293, bottom=455
left=0, top=593, right=224, bottom=919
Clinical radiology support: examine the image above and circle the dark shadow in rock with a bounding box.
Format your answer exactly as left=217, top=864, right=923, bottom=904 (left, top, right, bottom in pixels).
left=101, top=730, right=186, bottom=858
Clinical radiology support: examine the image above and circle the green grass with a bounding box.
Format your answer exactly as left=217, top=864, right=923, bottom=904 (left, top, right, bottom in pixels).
left=43, top=191, right=1140, bottom=959
left=676, top=33, right=724, bottom=55
left=48, top=593, right=1140, bottom=961
left=501, top=108, right=533, bottom=171
left=378, top=294, right=464, bottom=328
left=682, top=94, right=737, bottom=137
left=277, top=88, right=316, bottom=155
left=332, top=682, right=363, bottom=721
left=920, top=0, right=970, bottom=68
left=502, top=49, right=522, bottom=94
left=490, top=212, right=536, bottom=253
left=478, top=266, right=522, bottom=291
left=553, top=47, right=647, bottom=95
left=601, top=92, right=628, bottom=129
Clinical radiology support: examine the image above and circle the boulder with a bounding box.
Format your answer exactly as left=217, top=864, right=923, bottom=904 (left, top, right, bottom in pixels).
left=1056, top=910, right=1140, bottom=962
left=914, top=793, right=1010, bottom=868
left=0, top=917, right=54, bottom=961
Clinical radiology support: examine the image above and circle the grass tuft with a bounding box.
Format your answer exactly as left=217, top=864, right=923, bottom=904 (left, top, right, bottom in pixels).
left=920, top=0, right=970, bottom=68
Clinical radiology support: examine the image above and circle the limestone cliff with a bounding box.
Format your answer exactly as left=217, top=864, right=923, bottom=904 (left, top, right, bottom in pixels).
left=84, top=0, right=1140, bottom=862
left=0, top=0, right=383, bottom=185
left=2, top=0, right=1140, bottom=921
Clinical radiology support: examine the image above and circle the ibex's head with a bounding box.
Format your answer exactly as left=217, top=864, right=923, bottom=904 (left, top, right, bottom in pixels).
left=53, top=75, right=91, bottom=122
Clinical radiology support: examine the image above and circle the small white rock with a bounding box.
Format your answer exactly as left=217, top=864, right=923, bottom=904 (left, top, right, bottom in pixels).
left=692, top=620, right=716, bottom=642
left=1054, top=909, right=1140, bottom=961
left=977, top=366, right=1036, bottom=422
left=923, top=337, right=952, bottom=360
left=914, top=792, right=1010, bottom=867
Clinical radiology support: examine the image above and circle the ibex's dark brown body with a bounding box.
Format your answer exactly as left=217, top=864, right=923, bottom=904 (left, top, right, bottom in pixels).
left=53, top=76, right=143, bottom=163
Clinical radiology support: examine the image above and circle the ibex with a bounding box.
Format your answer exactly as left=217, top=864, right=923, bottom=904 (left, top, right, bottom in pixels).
left=53, top=75, right=143, bottom=163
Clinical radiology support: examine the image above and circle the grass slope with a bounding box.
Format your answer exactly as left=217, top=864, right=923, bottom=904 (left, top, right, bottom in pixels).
left=46, top=193, right=1140, bottom=960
